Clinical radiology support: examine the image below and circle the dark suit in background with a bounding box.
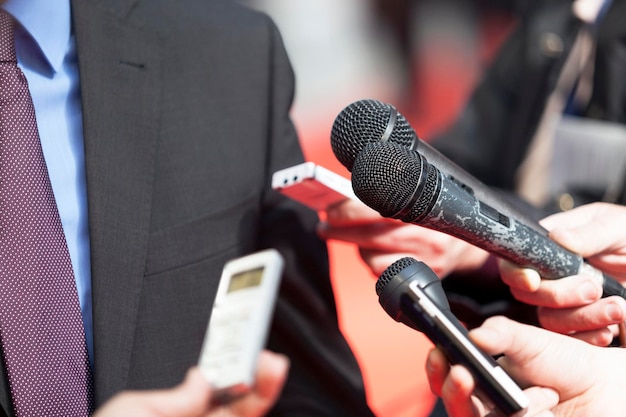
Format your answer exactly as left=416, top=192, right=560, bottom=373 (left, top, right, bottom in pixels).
left=0, top=1, right=375, bottom=416
left=434, top=0, right=626, bottom=195
left=427, top=0, right=626, bottom=330
left=426, top=1, right=626, bottom=416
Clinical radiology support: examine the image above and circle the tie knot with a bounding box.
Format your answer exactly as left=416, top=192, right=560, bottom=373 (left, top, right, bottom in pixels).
left=0, top=11, right=16, bottom=64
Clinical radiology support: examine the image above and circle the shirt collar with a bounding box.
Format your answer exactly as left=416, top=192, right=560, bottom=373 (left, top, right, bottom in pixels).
left=2, top=0, right=71, bottom=74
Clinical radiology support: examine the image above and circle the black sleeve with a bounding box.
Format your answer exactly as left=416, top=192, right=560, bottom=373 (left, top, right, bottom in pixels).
left=257, top=16, right=375, bottom=417
left=431, top=0, right=580, bottom=190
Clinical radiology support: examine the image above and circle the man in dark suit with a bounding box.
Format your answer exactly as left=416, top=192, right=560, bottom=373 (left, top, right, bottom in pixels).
left=0, top=0, right=375, bottom=416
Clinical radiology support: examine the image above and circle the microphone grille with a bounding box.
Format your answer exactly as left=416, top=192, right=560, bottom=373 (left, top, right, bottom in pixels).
left=376, top=257, right=418, bottom=296
left=352, top=142, right=439, bottom=221
left=330, top=99, right=415, bottom=171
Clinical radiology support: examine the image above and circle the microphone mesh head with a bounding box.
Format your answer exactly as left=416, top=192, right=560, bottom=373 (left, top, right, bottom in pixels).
left=352, top=142, right=439, bottom=221
left=376, top=257, right=417, bottom=296
left=330, top=99, right=415, bottom=171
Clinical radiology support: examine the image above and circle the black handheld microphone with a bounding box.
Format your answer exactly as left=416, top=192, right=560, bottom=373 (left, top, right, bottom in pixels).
left=376, top=256, right=451, bottom=330
left=330, top=99, right=545, bottom=234
left=353, top=141, right=626, bottom=299
left=331, top=99, right=416, bottom=172
left=377, top=257, right=529, bottom=416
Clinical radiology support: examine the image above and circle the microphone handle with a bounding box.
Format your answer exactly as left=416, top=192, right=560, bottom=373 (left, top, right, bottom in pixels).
left=599, top=270, right=626, bottom=298
left=414, top=140, right=547, bottom=235
left=409, top=171, right=625, bottom=299
left=376, top=261, right=530, bottom=416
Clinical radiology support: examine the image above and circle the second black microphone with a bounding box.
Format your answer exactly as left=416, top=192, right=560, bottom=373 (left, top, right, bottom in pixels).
left=351, top=141, right=626, bottom=298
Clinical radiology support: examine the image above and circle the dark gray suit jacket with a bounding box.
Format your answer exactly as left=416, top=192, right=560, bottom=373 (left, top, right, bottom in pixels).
left=0, top=1, right=375, bottom=416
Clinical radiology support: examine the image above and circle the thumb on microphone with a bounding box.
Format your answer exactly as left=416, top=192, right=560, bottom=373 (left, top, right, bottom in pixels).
left=468, top=316, right=601, bottom=397
left=540, top=203, right=626, bottom=259
left=539, top=202, right=626, bottom=280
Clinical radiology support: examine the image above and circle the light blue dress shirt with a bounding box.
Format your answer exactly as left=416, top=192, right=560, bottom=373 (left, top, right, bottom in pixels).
left=2, top=0, right=94, bottom=366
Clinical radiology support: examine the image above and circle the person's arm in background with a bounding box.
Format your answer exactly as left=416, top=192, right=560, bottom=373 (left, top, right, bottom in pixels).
left=425, top=316, right=626, bottom=417
left=94, top=351, right=289, bottom=417
left=317, top=198, right=539, bottom=329
left=256, top=14, right=376, bottom=417
left=317, top=200, right=490, bottom=278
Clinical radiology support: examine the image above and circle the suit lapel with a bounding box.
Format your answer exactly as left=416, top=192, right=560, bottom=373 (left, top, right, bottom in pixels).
left=71, top=0, right=162, bottom=405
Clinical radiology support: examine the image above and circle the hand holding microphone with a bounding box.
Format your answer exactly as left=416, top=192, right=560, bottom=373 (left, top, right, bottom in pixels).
left=350, top=141, right=626, bottom=295
left=378, top=257, right=626, bottom=417
left=352, top=140, right=626, bottom=342
left=376, top=257, right=529, bottom=416
left=329, top=98, right=626, bottom=341
left=498, top=203, right=626, bottom=346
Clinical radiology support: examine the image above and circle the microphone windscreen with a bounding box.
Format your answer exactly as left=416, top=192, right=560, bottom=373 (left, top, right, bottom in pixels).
left=376, top=256, right=450, bottom=318
left=352, top=142, right=439, bottom=221
left=375, top=256, right=416, bottom=296
left=330, top=99, right=415, bottom=171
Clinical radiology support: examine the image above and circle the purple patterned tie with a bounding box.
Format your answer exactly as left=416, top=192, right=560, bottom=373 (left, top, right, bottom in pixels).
left=0, top=12, right=93, bottom=417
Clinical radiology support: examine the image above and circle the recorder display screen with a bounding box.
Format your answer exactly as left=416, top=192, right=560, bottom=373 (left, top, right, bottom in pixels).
left=228, top=267, right=264, bottom=293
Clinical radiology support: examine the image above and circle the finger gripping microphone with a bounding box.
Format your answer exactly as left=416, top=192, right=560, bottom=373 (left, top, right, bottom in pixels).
left=377, top=257, right=529, bottom=416
left=353, top=141, right=626, bottom=299
left=330, top=99, right=544, bottom=233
